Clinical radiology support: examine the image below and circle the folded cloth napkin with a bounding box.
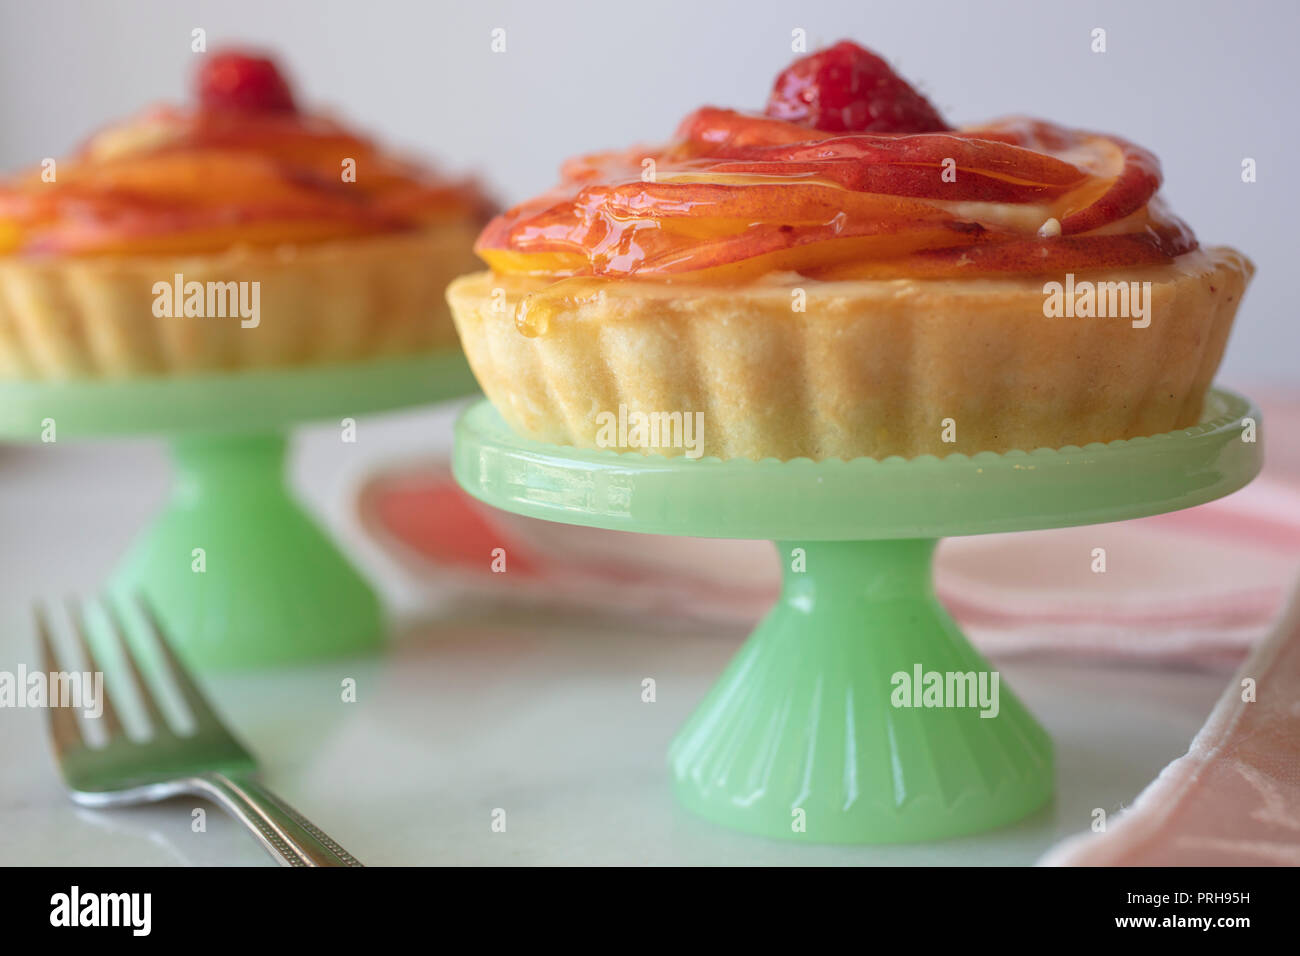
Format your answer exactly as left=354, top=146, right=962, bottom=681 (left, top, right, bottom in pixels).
left=1040, top=581, right=1300, bottom=865
left=358, top=463, right=1300, bottom=669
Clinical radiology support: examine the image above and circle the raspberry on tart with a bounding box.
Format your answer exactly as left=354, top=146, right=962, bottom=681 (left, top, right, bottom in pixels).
left=197, top=49, right=297, bottom=114
left=765, top=40, right=950, bottom=133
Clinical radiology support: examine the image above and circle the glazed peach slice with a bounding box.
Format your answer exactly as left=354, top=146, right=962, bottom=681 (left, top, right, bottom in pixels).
left=482, top=182, right=997, bottom=277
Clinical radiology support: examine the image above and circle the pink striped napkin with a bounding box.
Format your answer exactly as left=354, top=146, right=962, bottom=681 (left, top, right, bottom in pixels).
left=358, top=466, right=1300, bottom=669
left=1040, top=585, right=1300, bottom=865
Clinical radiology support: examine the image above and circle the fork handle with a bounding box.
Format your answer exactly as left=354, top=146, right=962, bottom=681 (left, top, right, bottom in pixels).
left=193, top=772, right=363, bottom=867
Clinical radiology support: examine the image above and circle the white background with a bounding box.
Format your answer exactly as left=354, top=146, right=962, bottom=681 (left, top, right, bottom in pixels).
left=0, top=0, right=1295, bottom=383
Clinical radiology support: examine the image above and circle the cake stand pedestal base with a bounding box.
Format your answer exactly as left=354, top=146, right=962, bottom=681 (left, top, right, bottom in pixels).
left=109, top=433, right=382, bottom=670
left=1, top=350, right=478, bottom=670
left=452, top=389, right=1260, bottom=843
left=669, top=539, right=1051, bottom=842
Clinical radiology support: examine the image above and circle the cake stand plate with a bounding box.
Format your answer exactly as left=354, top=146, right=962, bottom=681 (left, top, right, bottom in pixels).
left=0, top=350, right=478, bottom=670
left=452, top=389, right=1261, bottom=843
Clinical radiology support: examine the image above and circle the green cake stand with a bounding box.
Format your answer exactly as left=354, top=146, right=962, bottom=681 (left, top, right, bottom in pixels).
left=0, top=350, right=477, bottom=671
left=453, top=388, right=1262, bottom=843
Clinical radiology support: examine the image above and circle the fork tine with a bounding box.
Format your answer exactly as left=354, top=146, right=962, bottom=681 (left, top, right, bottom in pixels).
left=34, top=604, right=85, bottom=754
left=66, top=597, right=124, bottom=738
left=135, top=595, right=226, bottom=733
left=101, top=597, right=170, bottom=736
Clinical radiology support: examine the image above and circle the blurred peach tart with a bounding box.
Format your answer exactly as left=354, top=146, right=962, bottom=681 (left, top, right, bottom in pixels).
left=447, top=41, right=1250, bottom=460
left=0, top=49, right=491, bottom=379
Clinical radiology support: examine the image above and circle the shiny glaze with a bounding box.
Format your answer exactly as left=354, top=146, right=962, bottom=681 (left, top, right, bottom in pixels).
left=478, top=109, right=1195, bottom=286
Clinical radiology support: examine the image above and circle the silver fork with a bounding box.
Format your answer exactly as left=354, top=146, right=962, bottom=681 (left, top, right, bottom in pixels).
left=37, top=597, right=362, bottom=867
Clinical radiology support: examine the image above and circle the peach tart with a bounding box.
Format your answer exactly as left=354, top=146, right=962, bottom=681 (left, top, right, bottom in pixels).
left=0, top=49, right=491, bottom=379
left=447, top=41, right=1251, bottom=460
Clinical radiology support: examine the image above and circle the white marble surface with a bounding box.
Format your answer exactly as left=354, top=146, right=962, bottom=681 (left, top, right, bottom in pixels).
left=0, top=403, right=1229, bottom=865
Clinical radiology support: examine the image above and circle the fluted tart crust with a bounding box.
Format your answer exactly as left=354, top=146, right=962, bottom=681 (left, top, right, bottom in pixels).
left=447, top=248, right=1251, bottom=460
left=0, top=223, right=480, bottom=378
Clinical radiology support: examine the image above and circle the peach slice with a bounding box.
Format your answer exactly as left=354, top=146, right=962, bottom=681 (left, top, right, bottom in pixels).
left=476, top=108, right=1179, bottom=279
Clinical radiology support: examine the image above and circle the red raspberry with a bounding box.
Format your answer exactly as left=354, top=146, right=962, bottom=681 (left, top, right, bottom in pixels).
left=197, top=50, right=296, bottom=113
left=765, top=41, right=949, bottom=134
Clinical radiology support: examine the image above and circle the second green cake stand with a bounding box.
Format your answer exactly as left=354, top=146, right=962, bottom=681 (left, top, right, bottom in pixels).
left=0, top=350, right=478, bottom=671
left=452, top=389, right=1261, bottom=843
